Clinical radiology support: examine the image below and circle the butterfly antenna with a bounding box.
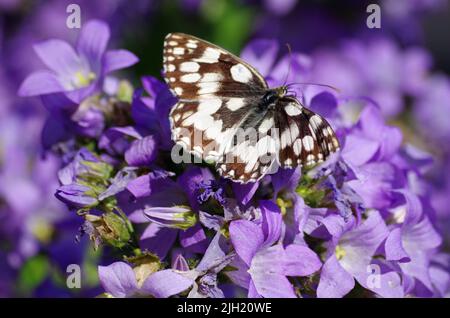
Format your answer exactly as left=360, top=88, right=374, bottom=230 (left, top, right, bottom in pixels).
left=282, top=43, right=293, bottom=87
left=286, top=82, right=341, bottom=93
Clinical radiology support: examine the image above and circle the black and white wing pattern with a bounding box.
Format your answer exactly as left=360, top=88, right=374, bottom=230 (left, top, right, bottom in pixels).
left=275, top=97, right=339, bottom=168
left=163, top=32, right=340, bottom=183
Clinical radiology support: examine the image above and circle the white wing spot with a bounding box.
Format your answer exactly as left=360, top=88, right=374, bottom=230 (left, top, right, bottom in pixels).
left=285, top=103, right=302, bottom=116
left=310, top=115, right=323, bottom=130
left=226, top=98, right=246, bottom=111
left=198, top=99, right=222, bottom=114
left=202, top=73, right=223, bottom=82
left=196, top=47, right=221, bottom=63
left=230, top=63, right=253, bottom=83
left=174, top=87, right=183, bottom=95
left=302, top=135, right=315, bottom=151
left=258, top=117, right=274, bottom=134
left=198, top=82, right=220, bottom=94
left=205, top=119, right=223, bottom=139
left=181, top=73, right=201, bottom=83
left=173, top=47, right=185, bottom=55
left=180, top=62, right=200, bottom=72
left=186, top=42, right=197, bottom=49
left=167, top=64, right=176, bottom=72
left=293, top=139, right=302, bottom=155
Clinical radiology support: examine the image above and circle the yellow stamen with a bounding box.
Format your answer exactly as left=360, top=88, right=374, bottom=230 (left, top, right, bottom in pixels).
left=73, top=71, right=96, bottom=87
left=276, top=197, right=293, bottom=216
left=335, top=245, right=346, bottom=260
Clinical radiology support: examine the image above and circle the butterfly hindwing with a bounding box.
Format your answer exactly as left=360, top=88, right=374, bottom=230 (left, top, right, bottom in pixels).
left=277, top=97, right=340, bottom=168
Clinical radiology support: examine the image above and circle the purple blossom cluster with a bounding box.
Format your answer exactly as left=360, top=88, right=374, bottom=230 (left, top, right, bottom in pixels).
left=13, top=16, right=450, bottom=298
left=1, top=1, right=449, bottom=298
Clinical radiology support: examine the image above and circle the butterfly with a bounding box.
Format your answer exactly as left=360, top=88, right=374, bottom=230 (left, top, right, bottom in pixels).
left=163, top=33, right=340, bottom=183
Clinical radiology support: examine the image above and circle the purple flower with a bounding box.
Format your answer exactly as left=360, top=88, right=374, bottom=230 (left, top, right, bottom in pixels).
left=98, top=261, right=193, bottom=298
left=125, top=168, right=212, bottom=259
left=124, top=135, right=158, bottom=167
left=413, top=75, right=450, bottom=146
left=316, top=211, right=402, bottom=298
left=55, top=183, right=98, bottom=208
left=144, top=206, right=197, bottom=230
left=196, top=180, right=226, bottom=205
left=387, top=191, right=442, bottom=294
left=229, top=200, right=321, bottom=297
left=18, top=20, right=138, bottom=103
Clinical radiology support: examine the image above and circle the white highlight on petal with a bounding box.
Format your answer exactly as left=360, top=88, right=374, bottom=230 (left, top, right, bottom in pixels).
left=179, top=61, right=200, bottom=72
left=230, top=63, right=253, bottom=83
left=302, top=135, right=314, bottom=151
left=226, top=98, right=246, bottom=111
left=284, top=103, right=302, bottom=116
left=180, top=73, right=201, bottom=83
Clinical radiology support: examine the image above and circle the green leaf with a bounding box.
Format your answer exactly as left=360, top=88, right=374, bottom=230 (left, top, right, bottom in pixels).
left=18, top=255, right=49, bottom=294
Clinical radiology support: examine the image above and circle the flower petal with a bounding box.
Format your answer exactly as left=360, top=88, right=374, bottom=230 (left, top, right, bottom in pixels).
left=18, top=71, right=65, bottom=96
left=232, top=181, right=259, bottom=206
left=283, top=244, right=322, bottom=276
left=33, top=39, right=81, bottom=77
left=124, top=135, right=157, bottom=167
left=140, top=223, right=178, bottom=259
left=385, top=227, right=410, bottom=262
left=103, top=49, right=139, bottom=74
left=229, top=220, right=264, bottom=267
left=141, top=269, right=194, bottom=298
left=240, top=39, right=279, bottom=77
left=98, top=262, right=138, bottom=298
left=249, top=245, right=296, bottom=298
left=179, top=223, right=208, bottom=253
left=77, top=20, right=110, bottom=71
left=260, top=200, right=282, bottom=247
left=317, top=255, right=355, bottom=298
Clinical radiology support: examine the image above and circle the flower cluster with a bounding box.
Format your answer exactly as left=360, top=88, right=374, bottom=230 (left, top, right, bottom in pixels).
left=15, top=17, right=449, bottom=298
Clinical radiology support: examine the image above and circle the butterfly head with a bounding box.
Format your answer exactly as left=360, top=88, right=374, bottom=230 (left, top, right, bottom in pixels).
left=263, top=86, right=288, bottom=105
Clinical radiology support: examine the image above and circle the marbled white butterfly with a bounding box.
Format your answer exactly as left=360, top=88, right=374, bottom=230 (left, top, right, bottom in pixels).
left=163, top=33, right=340, bottom=183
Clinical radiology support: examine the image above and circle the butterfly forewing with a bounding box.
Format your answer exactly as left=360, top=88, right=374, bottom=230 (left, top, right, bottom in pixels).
left=163, top=33, right=340, bottom=183
left=163, top=33, right=267, bottom=100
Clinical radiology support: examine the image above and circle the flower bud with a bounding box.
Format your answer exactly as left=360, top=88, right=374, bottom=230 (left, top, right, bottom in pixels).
left=85, top=212, right=132, bottom=249
left=55, top=183, right=99, bottom=208
left=144, top=206, right=197, bottom=230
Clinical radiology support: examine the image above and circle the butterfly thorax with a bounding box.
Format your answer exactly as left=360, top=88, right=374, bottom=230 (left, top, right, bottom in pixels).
left=261, top=86, right=288, bottom=110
